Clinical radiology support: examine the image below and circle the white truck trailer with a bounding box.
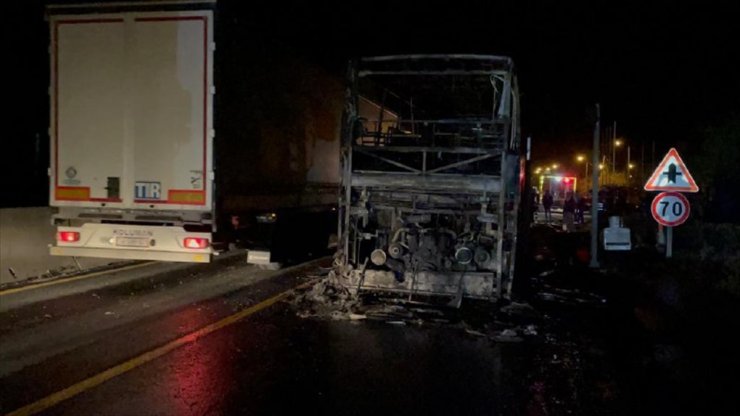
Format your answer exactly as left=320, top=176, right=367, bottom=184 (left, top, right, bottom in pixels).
left=48, top=1, right=340, bottom=263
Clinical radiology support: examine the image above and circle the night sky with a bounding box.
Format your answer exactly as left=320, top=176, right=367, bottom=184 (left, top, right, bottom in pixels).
left=5, top=1, right=739, bottom=206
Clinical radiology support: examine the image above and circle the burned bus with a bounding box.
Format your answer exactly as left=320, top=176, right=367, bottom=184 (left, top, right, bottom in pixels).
left=335, top=55, right=526, bottom=304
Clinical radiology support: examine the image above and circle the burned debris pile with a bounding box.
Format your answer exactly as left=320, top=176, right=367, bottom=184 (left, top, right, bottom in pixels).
left=288, top=274, right=543, bottom=343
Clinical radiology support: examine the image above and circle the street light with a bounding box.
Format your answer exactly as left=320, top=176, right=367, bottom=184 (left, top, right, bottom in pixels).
left=612, top=138, right=624, bottom=177
left=576, top=155, right=587, bottom=191
left=551, top=163, right=559, bottom=169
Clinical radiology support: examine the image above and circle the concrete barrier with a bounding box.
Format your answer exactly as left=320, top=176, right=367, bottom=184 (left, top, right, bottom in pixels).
left=0, top=207, right=120, bottom=285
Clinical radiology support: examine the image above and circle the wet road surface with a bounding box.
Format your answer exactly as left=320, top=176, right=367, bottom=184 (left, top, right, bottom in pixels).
left=0, top=253, right=322, bottom=414
left=0, top=252, right=548, bottom=415
left=1, top=246, right=737, bottom=415
left=41, top=304, right=531, bottom=416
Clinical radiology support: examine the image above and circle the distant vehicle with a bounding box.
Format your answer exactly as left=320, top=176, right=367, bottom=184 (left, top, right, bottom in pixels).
left=48, top=1, right=339, bottom=264
left=597, top=186, right=642, bottom=215
left=578, top=194, right=602, bottom=212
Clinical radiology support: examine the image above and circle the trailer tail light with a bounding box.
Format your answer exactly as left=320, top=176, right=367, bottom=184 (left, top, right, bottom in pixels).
left=184, top=237, right=209, bottom=249
left=58, top=231, right=80, bottom=242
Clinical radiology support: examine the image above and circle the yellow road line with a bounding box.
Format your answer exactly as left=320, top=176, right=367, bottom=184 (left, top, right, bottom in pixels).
left=0, top=262, right=156, bottom=296
left=5, top=279, right=317, bottom=416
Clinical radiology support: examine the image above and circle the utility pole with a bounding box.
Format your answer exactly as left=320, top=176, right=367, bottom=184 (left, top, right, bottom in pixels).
left=590, top=104, right=601, bottom=269
left=604, top=125, right=610, bottom=184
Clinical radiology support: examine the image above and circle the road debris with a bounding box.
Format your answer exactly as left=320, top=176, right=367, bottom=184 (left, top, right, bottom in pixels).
left=492, top=328, right=524, bottom=343
left=536, top=286, right=607, bottom=306
left=523, top=324, right=538, bottom=336
left=289, top=273, right=359, bottom=320
left=290, top=273, right=544, bottom=345
left=499, top=301, right=542, bottom=320
left=464, top=328, right=487, bottom=337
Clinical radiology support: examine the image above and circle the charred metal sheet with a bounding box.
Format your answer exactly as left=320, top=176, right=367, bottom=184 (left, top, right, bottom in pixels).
left=351, top=172, right=502, bottom=194
left=425, top=154, right=495, bottom=174
left=358, top=55, right=514, bottom=77
left=356, top=145, right=499, bottom=154
left=348, top=270, right=496, bottom=300
left=361, top=54, right=513, bottom=62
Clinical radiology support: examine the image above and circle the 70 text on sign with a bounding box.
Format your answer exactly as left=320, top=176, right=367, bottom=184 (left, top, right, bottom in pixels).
left=651, top=192, right=690, bottom=227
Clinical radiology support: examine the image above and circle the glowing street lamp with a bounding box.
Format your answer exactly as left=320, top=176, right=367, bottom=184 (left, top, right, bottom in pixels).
left=576, top=155, right=587, bottom=191
left=612, top=138, right=624, bottom=176
left=551, top=164, right=559, bottom=169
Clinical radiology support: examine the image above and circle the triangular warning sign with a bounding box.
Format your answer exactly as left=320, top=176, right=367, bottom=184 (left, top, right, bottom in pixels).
left=644, top=148, right=699, bottom=192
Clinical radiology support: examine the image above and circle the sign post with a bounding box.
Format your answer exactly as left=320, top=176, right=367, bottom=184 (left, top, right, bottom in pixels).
left=589, top=104, right=600, bottom=268
left=644, top=148, right=698, bottom=258
left=666, top=227, right=673, bottom=258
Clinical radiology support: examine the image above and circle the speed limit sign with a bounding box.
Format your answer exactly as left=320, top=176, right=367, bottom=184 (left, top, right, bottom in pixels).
left=651, top=192, right=690, bottom=226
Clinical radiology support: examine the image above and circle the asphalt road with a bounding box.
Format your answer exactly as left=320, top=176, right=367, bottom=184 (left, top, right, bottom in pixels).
left=0, top=250, right=616, bottom=416
left=0, top=253, right=322, bottom=414
left=1, top=245, right=733, bottom=415
left=0, top=252, right=546, bottom=415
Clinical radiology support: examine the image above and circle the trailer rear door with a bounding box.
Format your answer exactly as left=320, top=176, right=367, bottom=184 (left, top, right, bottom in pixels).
left=50, top=10, right=214, bottom=212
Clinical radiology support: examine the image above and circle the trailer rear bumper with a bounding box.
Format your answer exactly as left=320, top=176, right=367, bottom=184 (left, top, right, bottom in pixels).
left=51, top=223, right=212, bottom=263
left=50, top=246, right=210, bottom=263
